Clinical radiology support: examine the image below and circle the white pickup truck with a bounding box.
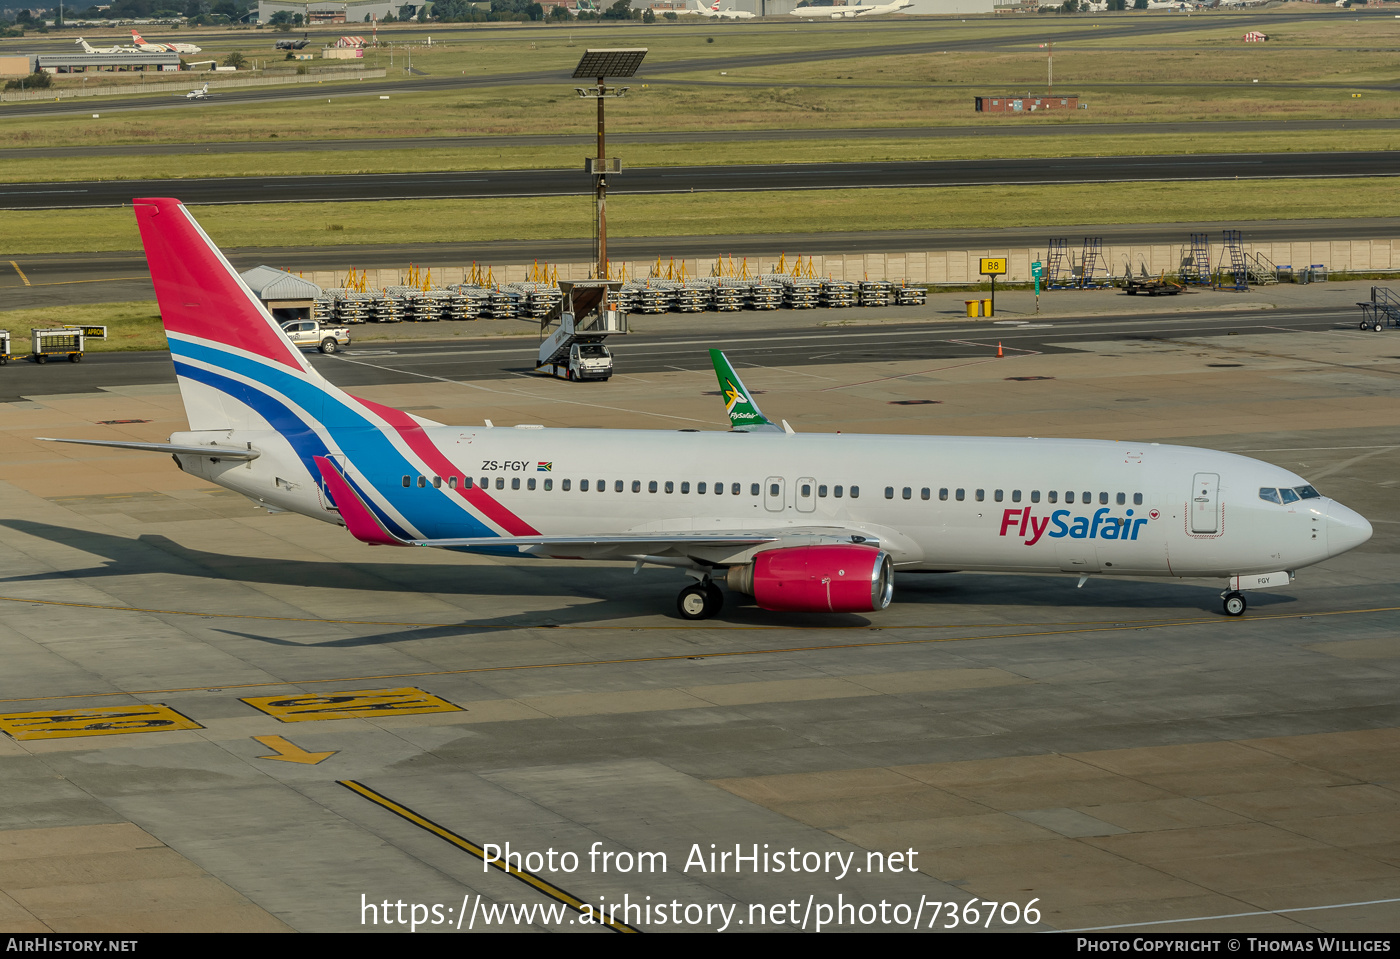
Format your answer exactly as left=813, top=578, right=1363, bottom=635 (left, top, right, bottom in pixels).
left=280, top=319, right=351, bottom=354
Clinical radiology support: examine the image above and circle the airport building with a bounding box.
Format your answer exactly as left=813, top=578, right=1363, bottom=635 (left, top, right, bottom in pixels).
left=33, top=51, right=182, bottom=72
left=256, top=0, right=410, bottom=22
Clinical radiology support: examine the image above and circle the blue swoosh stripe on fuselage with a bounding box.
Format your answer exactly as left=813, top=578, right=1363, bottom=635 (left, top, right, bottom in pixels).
left=171, top=352, right=497, bottom=541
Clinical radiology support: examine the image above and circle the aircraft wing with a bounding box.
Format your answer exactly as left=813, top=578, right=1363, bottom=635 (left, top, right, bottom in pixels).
left=709, top=349, right=785, bottom=433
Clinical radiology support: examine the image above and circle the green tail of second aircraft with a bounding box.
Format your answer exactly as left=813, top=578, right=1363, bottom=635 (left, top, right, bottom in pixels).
left=709, top=349, right=783, bottom=433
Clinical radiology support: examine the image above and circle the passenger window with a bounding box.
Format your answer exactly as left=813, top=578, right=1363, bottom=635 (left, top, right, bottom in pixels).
left=511, top=478, right=520, bottom=491
left=939, top=488, right=948, bottom=501
left=1133, top=493, right=1143, bottom=505
left=464, top=477, right=474, bottom=489
left=417, top=476, right=427, bottom=488
left=581, top=479, right=590, bottom=492
left=665, top=481, right=674, bottom=494
left=851, top=486, right=860, bottom=498
left=1082, top=491, right=1091, bottom=504
left=801, top=483, right=811, bottom=497
left=527, top=478, right=536, bottom=491
left=734, top=483, right=743, bottom=495
left=1065, top=491, right=1075, bottom=504
left=632, top=481, right=641, bottom=493
left=479, top=476, right=488, bottom=489
left=433, top=476, right=442, bottom=489
left=921, top=488, right=930, bottom=501
left=994, top=490, right=1003, bottom=503
left=1259, top=487, right=1282, bottom=504
left=562, top=479, right=570, bottom=491
left=975, top=489, right=985, bottom=502
left=834, top=486, right=844, bottom=498
left=818, top=485, right=828, bottom=497
left=902, top=487, right=911, bottom=500
left=598, top=479, right=605, bottom=492
left=1116, top=492, right=1126, bottom=506
left=697, top=482, right=707, bottom=494
left=448, top=476, right=458, bottom=490
left=680, top=482, right=689, bottom=494
left=544, top=479, right=553, bottom=491
left=1048, top=490, right=1056, bottom=503
left=885, top=487, right=894, bottom=500
left=496, top=478, right=505, bottom=490
left=1099, top=492, right=1108, bottom=505
left=1012, top=490, right=1021, bottom=503
left=955, top=488, right=964, bottom=501
left=616, top=480, right=624, bottom=492
left=1030, top=490, right=1039, bottom=503
left=648, top=481, right=658, bottom=493
left=402, top=476, right=410, bottom=487
left=716, top=483, right=724, bottom=495
left=1280, top=488, right=1300, bottom=504
left=768, top=484, right=778, bottom=497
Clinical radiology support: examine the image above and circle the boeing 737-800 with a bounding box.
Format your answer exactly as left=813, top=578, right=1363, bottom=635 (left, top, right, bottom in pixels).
left=41, top=199, right=1372, bottom=621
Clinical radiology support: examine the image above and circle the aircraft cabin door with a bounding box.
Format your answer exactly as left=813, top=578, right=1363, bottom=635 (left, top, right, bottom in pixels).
left=795, top=477, right=816, bottom=513
left=765, top=476, right=786, bottom=513
left=1191, top=472, right=1220, bottom=534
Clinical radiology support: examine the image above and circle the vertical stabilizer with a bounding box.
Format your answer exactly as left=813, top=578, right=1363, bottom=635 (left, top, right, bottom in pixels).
left=134, top=197, right=325, bottom=430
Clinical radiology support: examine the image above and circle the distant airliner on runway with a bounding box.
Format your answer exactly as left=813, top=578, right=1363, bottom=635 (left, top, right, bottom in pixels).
left=41, top=199, right=1372, bottom=620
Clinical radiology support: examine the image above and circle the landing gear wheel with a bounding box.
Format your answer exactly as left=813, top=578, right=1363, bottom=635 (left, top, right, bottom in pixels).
left=1223, top=591, right=1246, bottom=616
left=704, top=582, right=723, bottom=617
left=678, top=584, right=711, bottom=620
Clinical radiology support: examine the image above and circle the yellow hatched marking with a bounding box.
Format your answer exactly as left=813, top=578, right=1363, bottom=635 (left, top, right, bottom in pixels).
left=9, top=261, right=30, bottom=286
left=242, top=687, right=461, bottom=723
left=0, top=704, right=202, bottom=741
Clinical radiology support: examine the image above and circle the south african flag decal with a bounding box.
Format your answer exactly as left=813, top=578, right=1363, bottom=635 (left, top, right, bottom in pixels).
left=537, top=462, right=552, bottom=472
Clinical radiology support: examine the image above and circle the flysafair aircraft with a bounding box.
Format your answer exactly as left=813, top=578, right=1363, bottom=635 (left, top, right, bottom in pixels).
left=42, top=199, right=1372, bottom=620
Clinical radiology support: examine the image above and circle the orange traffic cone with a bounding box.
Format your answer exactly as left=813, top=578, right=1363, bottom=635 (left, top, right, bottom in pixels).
left=997, top=342, right=1004, bottom=358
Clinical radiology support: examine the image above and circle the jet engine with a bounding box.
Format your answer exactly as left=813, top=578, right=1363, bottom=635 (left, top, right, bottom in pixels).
left=726, top=544, right=893, bottom=613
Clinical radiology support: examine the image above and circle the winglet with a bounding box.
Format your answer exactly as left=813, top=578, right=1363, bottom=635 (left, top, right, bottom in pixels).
left=313, top=455, right=408, bottom=546
left=709, top=349, right=782, bottom=433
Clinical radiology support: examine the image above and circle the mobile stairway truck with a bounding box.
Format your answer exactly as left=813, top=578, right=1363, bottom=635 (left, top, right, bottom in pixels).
left=536, top=280, right=627, bottom=382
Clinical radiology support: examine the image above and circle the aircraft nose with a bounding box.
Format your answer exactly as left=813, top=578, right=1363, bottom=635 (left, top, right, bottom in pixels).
left=1326, top=500, right=1372, bottom=557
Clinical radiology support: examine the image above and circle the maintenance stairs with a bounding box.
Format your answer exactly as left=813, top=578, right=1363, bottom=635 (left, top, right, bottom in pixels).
left=1358, top=287, right=1400, bottom=331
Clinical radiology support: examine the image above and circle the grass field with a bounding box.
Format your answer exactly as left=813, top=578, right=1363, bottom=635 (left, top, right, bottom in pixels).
left=0, top=302, right=166, bottom=351
left=3, top=177, right=1397, bottom=255
left=3, top=13, right=1398, bottom=155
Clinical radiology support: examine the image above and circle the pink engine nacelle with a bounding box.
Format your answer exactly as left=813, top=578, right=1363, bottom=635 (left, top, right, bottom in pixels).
left=726, top=544, right=894, bottom=613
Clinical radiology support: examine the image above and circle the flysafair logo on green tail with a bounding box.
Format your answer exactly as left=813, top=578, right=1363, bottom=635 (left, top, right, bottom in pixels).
left=723, top=378, right=764, bottom=423
left=710, top=348, right=774, bottom=429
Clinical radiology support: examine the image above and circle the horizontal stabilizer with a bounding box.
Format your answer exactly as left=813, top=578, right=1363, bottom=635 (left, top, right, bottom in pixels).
left=39, top=437, right=260, bottom=460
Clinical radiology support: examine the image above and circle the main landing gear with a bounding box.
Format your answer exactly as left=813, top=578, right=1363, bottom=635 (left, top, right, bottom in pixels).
left=1222, top=590, right=1246, bottom=617
left=677, top=580, right=724, bottom=621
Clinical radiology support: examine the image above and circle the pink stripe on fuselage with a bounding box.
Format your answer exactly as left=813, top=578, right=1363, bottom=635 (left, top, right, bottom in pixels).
left=353, top=395, right=541, bottom=537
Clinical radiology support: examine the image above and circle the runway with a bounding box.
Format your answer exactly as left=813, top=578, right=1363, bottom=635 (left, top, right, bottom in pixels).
left=2, top=293, right=1398, bottom=932
left=3, top=151, right=1398, bottom=210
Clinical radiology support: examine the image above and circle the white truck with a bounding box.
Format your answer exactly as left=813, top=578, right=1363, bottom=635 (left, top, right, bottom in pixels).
left=280, top=319, right=351, bottom=354
left=558, top=341, right=614, bottom=381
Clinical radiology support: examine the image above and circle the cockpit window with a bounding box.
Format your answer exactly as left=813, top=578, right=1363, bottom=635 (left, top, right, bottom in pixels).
left=1259, top=488, right=1282, bottom=504
left=1295, top=485, right=1320, bottom=499
left=1279, top=488, right=1300, bottom=504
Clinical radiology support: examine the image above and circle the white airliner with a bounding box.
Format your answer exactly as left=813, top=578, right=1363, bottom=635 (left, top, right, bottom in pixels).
left=131, top=29, right=202, bottom=54
left=692, top=0, right=757, bottom=19
left=791, top=0, right=912, bottom=17
left=40, top=198, right=1373, bottom=621
left=182, top=83, right=209, bottom=100
left=75, top=37, right=136, bottom=54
